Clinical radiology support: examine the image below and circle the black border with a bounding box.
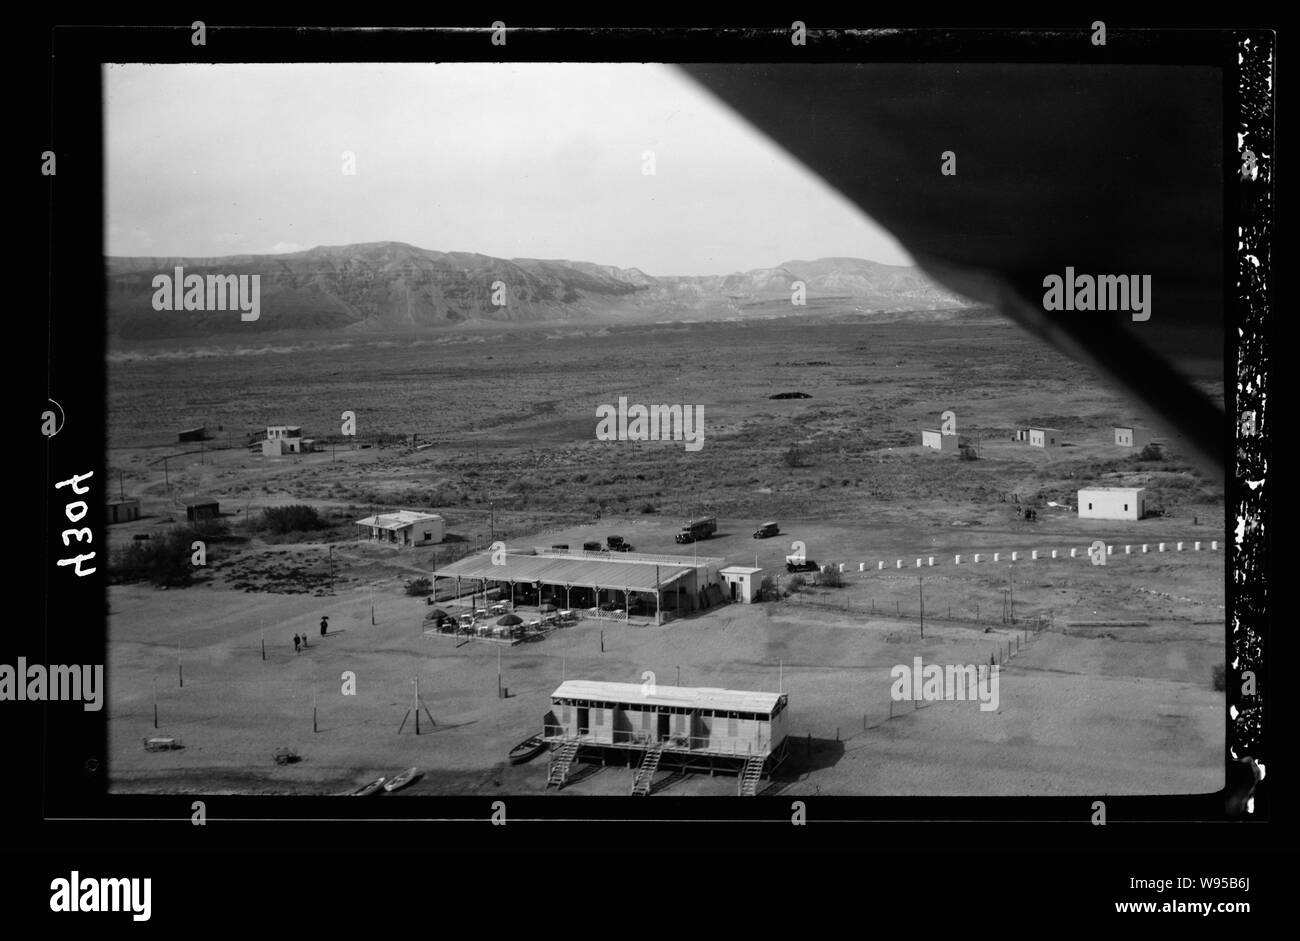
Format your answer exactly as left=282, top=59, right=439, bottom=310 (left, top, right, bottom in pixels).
left=20, top=18, right=1280, bottom=872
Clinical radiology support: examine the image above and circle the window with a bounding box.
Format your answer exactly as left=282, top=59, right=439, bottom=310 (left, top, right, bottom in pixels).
left=1123, top=504, right=1129, bottom=511
left=1088, top=503, right=1093, bottom=510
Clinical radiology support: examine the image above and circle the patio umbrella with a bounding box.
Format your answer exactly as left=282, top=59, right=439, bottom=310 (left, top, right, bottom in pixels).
left=427, top=608, right=448, bottom=619
left=497, top=614, right=523, bottom=626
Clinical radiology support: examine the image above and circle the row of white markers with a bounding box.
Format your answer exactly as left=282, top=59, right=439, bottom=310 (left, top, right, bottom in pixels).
left=822, top=540, right=1220, bottom=574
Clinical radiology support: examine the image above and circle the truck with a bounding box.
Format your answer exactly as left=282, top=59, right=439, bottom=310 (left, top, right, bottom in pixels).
left=753, top=521, right=780, bottom=539
left=607, top=535, right=634, bottom=552
left=675, top=517, right=718, bottom=544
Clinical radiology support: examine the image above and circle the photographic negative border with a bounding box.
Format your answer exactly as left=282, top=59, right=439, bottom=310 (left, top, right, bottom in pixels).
left=28, top=19, right=1273, bottom=853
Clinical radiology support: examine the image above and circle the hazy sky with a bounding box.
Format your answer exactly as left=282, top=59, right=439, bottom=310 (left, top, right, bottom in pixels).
left=105, top=63, right=912, bottom=275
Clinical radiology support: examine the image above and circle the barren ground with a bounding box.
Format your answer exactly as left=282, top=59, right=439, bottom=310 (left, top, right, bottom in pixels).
left=106, top=317, right=1225, bottom=796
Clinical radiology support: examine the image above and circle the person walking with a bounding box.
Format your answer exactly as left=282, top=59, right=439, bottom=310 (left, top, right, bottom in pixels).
left=320, top=616, right=329, bottom=638
left=293, top=634, right=301, bottom=654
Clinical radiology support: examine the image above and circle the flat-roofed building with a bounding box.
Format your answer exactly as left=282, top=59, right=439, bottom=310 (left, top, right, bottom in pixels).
left=1114, top=426, right=1153, bottom=448
left=184, top=498, right=220, bottom=521
left=921, top=429, right=959, bottom=451
left=720, top=565, right=763, bottom=603
left=542, top=680, right=791, bottom=793
left=1078, top=487, right=1146, bottom=520
left=106, top=498, right=140, bottom=524
left=262, top=425, right=305, bottom=456
left=1028, top=427, right=1061, bottom=448
left=355, top=509, right=444, bottom=547
left=433, top=547, right=726, bottom=620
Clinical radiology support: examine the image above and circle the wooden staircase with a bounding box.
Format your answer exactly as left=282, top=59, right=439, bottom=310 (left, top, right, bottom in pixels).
left=631, top=743, right=663, bottom=796
left=546, top=740, right=579, bottom=790
left=738, top=755, right=765, bottom=797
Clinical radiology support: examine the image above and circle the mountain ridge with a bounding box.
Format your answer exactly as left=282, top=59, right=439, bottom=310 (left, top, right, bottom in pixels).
left=106, top=240, right=973, bottom=339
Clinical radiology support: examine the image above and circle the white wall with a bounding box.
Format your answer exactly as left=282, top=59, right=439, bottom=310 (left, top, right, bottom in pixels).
left=1078, top=490, right=1145, bottom=520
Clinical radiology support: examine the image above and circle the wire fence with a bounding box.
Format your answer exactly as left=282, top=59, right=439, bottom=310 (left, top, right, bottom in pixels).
left=778, top=588, right=1054, bottom=631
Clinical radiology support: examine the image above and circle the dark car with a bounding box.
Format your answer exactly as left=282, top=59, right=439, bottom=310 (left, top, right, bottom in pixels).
left=753, top=522, right=780, bottom=539
left=583, top=541, right=604, bottom=552
left=785, top=558, right=819, bottom=573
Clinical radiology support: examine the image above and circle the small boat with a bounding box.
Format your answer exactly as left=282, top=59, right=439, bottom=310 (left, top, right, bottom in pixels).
left=351, top=776, right=386, bottom=797
left=508, top=735, right=547, bottom=765
left=383, top=767, right=421, bottom=793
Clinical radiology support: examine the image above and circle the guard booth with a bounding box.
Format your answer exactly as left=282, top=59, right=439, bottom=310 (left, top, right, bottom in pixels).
left=720, top=566, right=762, bottom=603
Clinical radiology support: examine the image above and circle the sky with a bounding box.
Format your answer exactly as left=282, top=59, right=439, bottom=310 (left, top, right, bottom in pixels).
left=104, top=62, right=913, bottom=276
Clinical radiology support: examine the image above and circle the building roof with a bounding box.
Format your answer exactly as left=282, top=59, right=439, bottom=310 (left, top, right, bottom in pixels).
left=183, top=497, right=219, bottom=506
left=721, top=566, right=763, bottom=575
left=433, top=549, right=705, bottom=591
left=1029, top=426, right=1061, bottom=433
left=551, top=680, right=785, bottom=714
left=356, top=510, right=444, bottom=530
left=1077, top=486, right=1146, bottom=494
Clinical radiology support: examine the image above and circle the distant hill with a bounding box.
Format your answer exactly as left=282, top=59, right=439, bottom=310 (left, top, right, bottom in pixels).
left=105, top=241, right=973, bottom=339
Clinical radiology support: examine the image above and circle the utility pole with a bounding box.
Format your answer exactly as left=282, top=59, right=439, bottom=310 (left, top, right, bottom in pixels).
left=919, top=576, right=924, bottom=638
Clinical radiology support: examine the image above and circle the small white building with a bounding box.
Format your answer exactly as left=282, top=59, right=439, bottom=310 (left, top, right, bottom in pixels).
left=720, top=566, right=763, bottom=603
left=1114, top=426, right=1153, bottom=448
left=356, top=510, right=445, bottom=547
left=1078, top=487, right=1146, bottom=521
left=921, top=429, right=959, bottom=451
left=1028, top=427, right=1061, bottom=448
left=262, top=425, right=305, bottom=456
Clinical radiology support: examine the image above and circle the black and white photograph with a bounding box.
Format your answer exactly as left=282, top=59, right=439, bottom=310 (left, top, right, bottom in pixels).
left=9, top=17, right=1281, bottom=920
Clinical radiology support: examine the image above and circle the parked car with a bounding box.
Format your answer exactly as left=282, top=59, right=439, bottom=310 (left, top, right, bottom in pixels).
left=753, top=521, right=780, bottom=538
left=583, top=541, right=604, bottom=552
left=785, top=554, right=819, bottom=573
